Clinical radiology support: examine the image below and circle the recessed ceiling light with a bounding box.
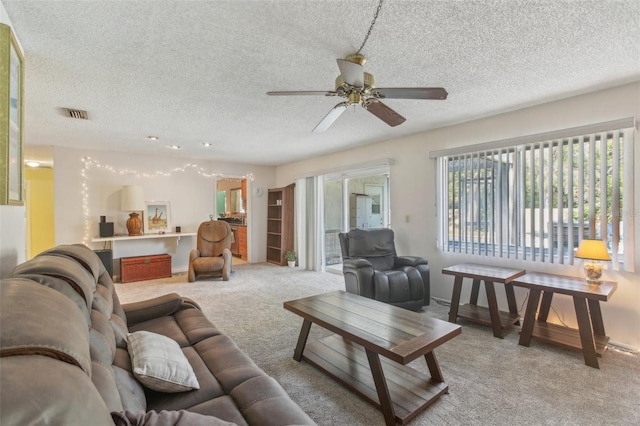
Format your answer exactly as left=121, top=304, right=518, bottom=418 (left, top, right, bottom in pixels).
left=168, top=145, right=181, bottom=150
left=202, top=142, right=212, bottom=147
left=25, top=160, right=40, bottom=168
left=147, top=136, right=159, bottom=140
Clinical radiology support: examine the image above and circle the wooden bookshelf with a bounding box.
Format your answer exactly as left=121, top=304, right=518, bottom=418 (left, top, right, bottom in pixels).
left=266, top=184, right=294, bottom=265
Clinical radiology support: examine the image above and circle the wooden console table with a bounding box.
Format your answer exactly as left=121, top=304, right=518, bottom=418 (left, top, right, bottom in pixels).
left=513, top=272, right=616, bottom=369
left=443, top=263, right=525, bottom=338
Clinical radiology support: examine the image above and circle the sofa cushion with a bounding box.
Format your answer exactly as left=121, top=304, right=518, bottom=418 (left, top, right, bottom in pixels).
left=192, top=256, right=225, bottom=273
left=112, top=365, right=148, bottom=412
left=0, top=278, right=92, bottom=375
left=112, top=409, right=238, bottom=426
left=11, top=254, right=96, bottom=308
left=128, top=331, right=200, bottom=393
left=40, top=243, right=103, bottom=282
left=7, top=273, right=92, bottom=326
left=1, top=355, right=114, bottom=426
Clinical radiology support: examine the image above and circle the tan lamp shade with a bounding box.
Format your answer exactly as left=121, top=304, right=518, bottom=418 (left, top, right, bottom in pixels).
left=575, top=239, right=611, bottom=261
left=121, top=186, right=144, bottom=236
left=575, top=239, right=610, bottom=284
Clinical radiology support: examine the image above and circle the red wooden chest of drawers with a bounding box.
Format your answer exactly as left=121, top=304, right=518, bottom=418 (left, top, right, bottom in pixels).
left=120, top=254, right=171, bottom=283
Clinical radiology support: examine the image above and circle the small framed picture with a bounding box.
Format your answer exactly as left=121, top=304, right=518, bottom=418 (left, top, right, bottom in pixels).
left=144, top=201, right=171, bottom=234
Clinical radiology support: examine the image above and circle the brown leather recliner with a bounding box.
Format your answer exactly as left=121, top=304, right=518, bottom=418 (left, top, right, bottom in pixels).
left=189, top=220, right=233, bottom=282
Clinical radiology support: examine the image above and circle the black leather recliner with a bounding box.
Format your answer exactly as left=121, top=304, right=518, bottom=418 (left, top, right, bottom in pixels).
left=338, top=228, right=430, bottom=312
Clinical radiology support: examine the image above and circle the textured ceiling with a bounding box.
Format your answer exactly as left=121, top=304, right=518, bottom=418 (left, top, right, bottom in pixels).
left=4, top=0, right=640, bottom=167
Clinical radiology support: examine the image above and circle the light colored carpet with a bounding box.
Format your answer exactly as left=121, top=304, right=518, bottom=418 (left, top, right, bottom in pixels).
left=115, top=263, right=640, bottom=426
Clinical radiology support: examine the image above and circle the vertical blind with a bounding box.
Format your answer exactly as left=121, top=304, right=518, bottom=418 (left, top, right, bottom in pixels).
left=433, top=120, right=635, bottom=272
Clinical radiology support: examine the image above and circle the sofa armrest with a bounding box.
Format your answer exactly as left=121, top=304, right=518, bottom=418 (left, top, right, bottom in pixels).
left=181, top=296, right=202, bottom=310
left=395, top=256, right=428, bottom=267
left=122, top=293, right=184, bottom=326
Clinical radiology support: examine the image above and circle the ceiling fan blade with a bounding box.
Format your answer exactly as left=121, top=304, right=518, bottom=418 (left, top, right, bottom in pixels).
left=374, top=87, right=448, bottom=100
left=266, top=91, right=336, bottom=96
left=337, top=59, right=364, bottom=87
left=365, top=101, right=406, bottom=127
left=312, top=103, right=349, bottom=133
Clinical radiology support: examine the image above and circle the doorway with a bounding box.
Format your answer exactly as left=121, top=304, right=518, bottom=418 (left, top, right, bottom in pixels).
left=215, top=178, right=248, bottom=264
left=323, top=167, right=390, bottom=272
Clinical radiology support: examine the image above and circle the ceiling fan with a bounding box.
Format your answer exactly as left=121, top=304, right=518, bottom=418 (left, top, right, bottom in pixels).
left=266, top=53, right=448, bottom=133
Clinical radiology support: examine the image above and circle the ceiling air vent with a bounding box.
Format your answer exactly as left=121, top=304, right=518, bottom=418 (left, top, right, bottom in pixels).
left=62, top=108, right=89, bottom=120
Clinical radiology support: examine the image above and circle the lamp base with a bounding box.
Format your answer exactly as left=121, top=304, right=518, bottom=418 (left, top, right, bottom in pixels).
left=584, top=261, right=603, bottom=285
left=126, top=212, right=142, bottom=236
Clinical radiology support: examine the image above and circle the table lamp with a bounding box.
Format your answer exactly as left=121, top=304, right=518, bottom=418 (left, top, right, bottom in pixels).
left=575, top=239, right=611, bottom=284
left=121, top=185, right=144, bottom=236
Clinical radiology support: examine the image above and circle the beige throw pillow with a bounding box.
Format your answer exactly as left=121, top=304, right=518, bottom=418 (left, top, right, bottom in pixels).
left=127, top=331, right=200, bottom=393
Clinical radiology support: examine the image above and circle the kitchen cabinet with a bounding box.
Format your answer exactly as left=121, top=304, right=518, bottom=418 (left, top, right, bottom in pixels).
left=230, top=225, right=247, bottom=259
left=230, top=226, right=239, bottom=256
left=238, top=225, right=247, bottom=260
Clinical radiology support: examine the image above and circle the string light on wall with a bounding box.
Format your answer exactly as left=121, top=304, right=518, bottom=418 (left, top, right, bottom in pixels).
left=81, top=156, right=254, bottom=244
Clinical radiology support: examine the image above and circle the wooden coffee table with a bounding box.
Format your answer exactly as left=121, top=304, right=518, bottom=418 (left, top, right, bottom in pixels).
left=284, top=290, right=461, bottom=426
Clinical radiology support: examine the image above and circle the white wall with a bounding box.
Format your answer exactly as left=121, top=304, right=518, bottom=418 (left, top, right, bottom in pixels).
left=0, top=205, right=26, bottom=278
left=54, top=147, right=275, bottom=272
left=0, top=2, right=26, bottom=278
left=276, top=82, right=640, bottom=350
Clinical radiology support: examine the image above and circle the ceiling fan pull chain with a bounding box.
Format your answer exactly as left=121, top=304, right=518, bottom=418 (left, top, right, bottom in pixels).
left=355, top=0, right=384, bottom=56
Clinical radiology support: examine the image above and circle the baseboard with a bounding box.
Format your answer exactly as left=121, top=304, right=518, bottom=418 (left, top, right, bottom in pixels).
left=608, top=340, right=640, bottom=354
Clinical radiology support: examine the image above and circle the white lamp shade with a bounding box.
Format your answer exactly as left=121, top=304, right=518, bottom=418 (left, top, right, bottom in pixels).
left=121, top=186, right=145, bottom=211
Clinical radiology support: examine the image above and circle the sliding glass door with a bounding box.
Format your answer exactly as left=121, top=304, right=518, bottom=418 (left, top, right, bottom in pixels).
left=323, top=167, right=390, bottom=270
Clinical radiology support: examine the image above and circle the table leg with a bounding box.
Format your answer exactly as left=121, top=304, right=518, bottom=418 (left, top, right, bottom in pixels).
left=484, top=280, right=503, bottom=338
left=538, top=291, right=553, bottom=322
left=519, top=288, right=541, bottom=347
left=588, top=299, right=606, bottom=337
left=448, top=276, right=463, bottom=323
left=293, top=319, right=312, bottom=362
left=470, top=278, right=481, bottom=305
left=574, top=296, right=599, bottom=368
left=504, top=283, right=520, bottom=325
left=424, top=351, right=444, bottom=384
left=365, top=348, right=396, bottom=426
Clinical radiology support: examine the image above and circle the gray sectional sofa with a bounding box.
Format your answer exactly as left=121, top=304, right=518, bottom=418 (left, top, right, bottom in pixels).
left=0, top=244, right=315, bottom=426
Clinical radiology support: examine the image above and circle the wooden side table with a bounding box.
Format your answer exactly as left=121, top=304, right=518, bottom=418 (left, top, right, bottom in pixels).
left=443, top=263, right=526, bottom=338
left=513, top=272, right=616, bottom=369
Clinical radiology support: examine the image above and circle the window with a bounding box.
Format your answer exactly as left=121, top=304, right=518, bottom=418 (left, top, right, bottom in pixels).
left=432, top=119, right=635, bottom=272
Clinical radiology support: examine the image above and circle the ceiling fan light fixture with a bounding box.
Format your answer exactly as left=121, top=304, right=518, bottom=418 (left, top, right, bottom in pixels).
left=335, top=70, right=375, bottom=92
